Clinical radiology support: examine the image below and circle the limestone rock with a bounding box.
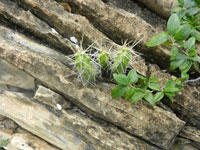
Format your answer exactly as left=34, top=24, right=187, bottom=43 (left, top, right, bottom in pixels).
left=171, top=137, right=199, bottom=150
left=134, top=0, right=178, bottom=19
left=16, top=0, right=108, bottom=46
left=0, top=58, right=35, bottom=90
left=0, top=26, right=73, bottom=68
left=0, top=38, right=185, bottom=149
left=0, top=0, right=73, bottom=54
left=0, top=129, right=60, bottom=150
left=34, top=85, right=73, bottom=110
left=180, top=126, right=200, bottom=143
left=0, top=91, right=158, bottom=150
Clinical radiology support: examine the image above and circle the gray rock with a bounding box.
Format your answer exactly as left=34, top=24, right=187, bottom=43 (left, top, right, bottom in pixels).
left=0, top=128, right=60, bottom=150
left=0, top=91, right=159, bottom=150
left=0, top=58, right=35, bottom=90
left=0, top=0, right=73, bottom=54
left=180, top=126, right=200, bottom=143
left=34, top=85, right=73, bottom=110
left=0, top=36, right=185, bottom=149
left=16, top=0, right=108, bottom=46
left=0, top=26, right=73, bottom=68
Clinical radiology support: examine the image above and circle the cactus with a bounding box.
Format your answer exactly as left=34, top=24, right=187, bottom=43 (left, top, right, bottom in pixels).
left=98, top=51, right=110, bottom=69
left=111, top=49, right=131, bottom=74
left=75, top=50, right=98, bottom=82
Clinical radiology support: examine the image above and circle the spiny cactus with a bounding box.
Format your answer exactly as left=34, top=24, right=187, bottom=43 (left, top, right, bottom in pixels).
left=111, top=49, right=131, bottom=74
left=98, top=51, right=110, bottom=69
left=75, top=50, right=98, bottom=82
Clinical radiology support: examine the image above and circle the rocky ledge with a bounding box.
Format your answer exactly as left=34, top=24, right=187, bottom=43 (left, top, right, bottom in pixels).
left=0, top=0, right=199, bottom=150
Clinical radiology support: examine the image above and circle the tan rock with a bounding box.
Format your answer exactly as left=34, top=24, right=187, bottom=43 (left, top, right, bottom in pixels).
left=0, top=58, right=35, bottom=90
left=34, top=85, right=73, bottom=110
left=0, top=0, right=73, bottom=54
left=134, top=0, right=178, bottom=18
left=0, top=38, right=185, bottom=149
left=0, top=129, right=60, bottom=150
left=16, top=0, right=108, bottom=46
left=0, top=26, right=73, bottom=68
left=0, top=91, right=158, bottom=150
left=180, top=126, right=200, bottom=143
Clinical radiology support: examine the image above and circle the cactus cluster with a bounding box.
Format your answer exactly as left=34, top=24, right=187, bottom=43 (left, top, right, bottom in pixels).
left=70, top=39, right=139, bottom=85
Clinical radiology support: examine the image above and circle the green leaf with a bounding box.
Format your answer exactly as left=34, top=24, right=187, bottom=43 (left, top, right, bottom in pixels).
left=144, top=92, right=154, bottom=106
left=170, top=46, right=179, bottom=61
left=178, top=0, right=184, bottom=6
left=189, top=49, right=197, bottom=56
left=146, top=32, right=169, bottom=47
left=131, top=92, right=145, bottom=103
left=191, top=56, right=200, bottom=62
left=164, top=87, right=180, bottom=92
left=154, top=92, right=165, bottom=103
left=164, top=80, right=176, bottom=88
left=181, top=72, right=189, bottom=79
left=179, top=59, right=192, bottom=72
left=176, top=9, right=185, bottom=18
left=149, top=76, right=158, bottom=83
left=125, top=87, right=135, bottom=99
left=175, top=25, right=191, bottom=41
left=184, top=0, right=197, bottom=8
left=127, top=69, right=138, bottom=84
left=191, top=30, right=200, bottom=41
left=113, top=73, right=129, bottom=85
left=186, top=37, right=196, bottom=50
left=165, top=93, right=175, bottom=102
left=148, top=83, right=161, bottom=91
left=186, top=7, right=199, bottom=16
left=167, top=14, right=181, bottom=35
left=175, top=78, right=183, bottom=86
left=111, top=85, right=128, bottom=98
left=193, top=61, right=199, bottom=71
left=170, top=55, right=186, bottom=70
left=164, top=80, right=180, bottom=92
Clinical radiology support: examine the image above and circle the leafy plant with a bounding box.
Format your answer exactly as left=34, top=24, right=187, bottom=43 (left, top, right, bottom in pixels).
left=147, top=0, right=200, bottom=80
left=111, top=69, right=182, bottom=106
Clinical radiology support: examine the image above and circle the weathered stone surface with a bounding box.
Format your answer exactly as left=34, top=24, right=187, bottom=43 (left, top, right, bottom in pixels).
left=134, top=0, right=178, bottom=19
left=0, top=129, right=60, bottom=150
left=16, top=0, right=108, bottom=46
left=0, top=115, right=6, bottom=121
left=34, top=85, right=73, bottom=110
left=0, top=39, right=185, bottom=149
left=67, top=0, right=172, bottom=67
left=0, top=0, right=74, bottom=54
left=0, top=91, right=159, bottom=150
left=171, top=137, right=199, bottom=150
left=0, top=26, right=73, bottom=67
left=148, top=64, right=200, bottom=129
left=180, top=126, right=200, bottom=143
left=106, top=0, right=167, bottom=32
left=0, top=58, right=35, bottom=90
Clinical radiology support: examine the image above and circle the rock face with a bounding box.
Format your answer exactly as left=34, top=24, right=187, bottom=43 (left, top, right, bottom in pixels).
left=0, top=0, right=199, bottom=150
left=0, top=91, right=159, bottom=150
left=0, top=28, right=185, bottom=149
